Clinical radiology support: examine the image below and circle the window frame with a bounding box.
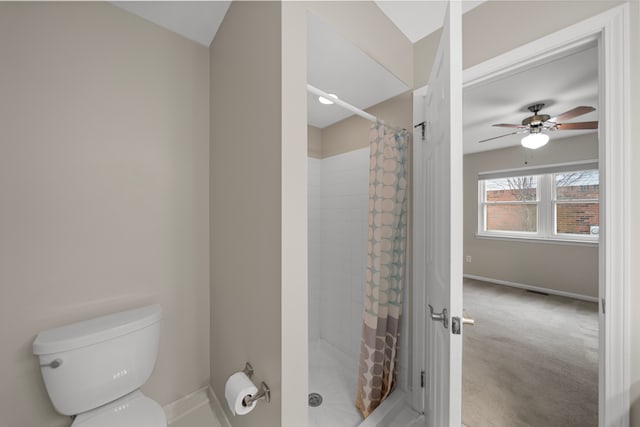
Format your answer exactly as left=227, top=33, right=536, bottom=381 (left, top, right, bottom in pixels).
left=477, top=163, right=599, bottom=245
left=552, top=171, right=600, bottom=239
left=478, top=174, right=541, bottom=237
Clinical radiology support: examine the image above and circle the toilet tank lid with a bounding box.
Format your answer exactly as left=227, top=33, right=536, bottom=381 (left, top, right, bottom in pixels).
left=33, top=304, right=162, bottom=355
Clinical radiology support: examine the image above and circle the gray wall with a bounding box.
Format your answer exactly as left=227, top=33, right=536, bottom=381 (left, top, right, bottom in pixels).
left=319, top=91, right=412, bottom=158
left=281, top=3, right=309, bottom=423
left=209, top=2, right=282, bottom=426
left=0, top=3, right=210, bottom=426
left=464, top=134, right=599, bottom=297
left=308, top=126, right=323, bottom=159
left=414, top=0, right=627, bottom=88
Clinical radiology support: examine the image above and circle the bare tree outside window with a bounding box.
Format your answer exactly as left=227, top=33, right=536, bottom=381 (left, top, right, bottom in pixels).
left=485, top=175, right=537, bottom=232
left=480, top=169, right=599, bottom=238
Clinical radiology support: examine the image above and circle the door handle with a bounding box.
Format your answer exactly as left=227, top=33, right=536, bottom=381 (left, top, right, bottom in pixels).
left=428, top=304, right=448, bottom=329
left=451, top=315, right=475, bottom=334
left=462, top=317, right=475, bottom=326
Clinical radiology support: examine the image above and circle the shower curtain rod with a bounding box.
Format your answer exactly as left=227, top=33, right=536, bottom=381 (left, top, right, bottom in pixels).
left=307, top=84, right=377, bottom=123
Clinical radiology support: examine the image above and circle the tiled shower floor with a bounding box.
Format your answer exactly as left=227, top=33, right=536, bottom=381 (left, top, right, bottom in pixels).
left=308, top=340, right=363, bottom=427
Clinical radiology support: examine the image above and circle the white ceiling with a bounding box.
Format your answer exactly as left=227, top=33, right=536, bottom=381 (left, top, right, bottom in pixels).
left=307, top=14, right=408, bottom=128
left=111, top=1, right=230, bottom=46
left=110, top=1, right=480, bottom=47
left=110, top=1, right=598, bottom=154
left=374, top=0, right=486, bottom=43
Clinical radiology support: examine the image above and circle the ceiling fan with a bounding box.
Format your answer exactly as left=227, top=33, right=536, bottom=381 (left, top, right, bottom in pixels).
left=479, top=103, right=598, bottom=149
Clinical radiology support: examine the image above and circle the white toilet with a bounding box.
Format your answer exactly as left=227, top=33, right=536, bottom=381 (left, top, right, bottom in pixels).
left=33, top=304, right=166, bottom=427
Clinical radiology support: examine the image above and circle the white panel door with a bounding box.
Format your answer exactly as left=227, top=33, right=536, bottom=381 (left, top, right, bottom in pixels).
left=413, top=1, right=463, bottom=426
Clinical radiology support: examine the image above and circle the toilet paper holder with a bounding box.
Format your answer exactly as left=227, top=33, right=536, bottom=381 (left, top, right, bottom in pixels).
left=243, top=381, right=270, bottom=406
left=242, top=362, right=255, bottom=379
left=241, top=362, right=271, bottom=406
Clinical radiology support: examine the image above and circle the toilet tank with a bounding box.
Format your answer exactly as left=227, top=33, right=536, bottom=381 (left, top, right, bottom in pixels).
left=33, top=304, right=162, bottom=416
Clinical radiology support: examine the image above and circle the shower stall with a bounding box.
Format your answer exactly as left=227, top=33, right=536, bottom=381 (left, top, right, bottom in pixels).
left=306, top=14, right=414, bottom=427
left=307, top=141, right=412, bottom=427
left=308, top=147, right=370, bottom=427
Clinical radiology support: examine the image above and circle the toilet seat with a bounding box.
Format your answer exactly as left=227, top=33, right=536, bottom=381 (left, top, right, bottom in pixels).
left=71, top=390, right=166, bottom=427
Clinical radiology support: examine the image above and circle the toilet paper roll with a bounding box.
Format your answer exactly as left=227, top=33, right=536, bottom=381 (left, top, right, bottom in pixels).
left=225, top=372, right=259, bottom=416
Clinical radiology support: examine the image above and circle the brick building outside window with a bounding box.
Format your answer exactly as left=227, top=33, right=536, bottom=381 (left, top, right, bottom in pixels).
left=478, top=166, right=599, bottom=241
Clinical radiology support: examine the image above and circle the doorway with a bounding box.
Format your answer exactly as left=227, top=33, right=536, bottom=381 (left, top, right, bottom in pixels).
left=461, top=42, right=600, bottom=425
left=411, top=4, right=631, bottom=425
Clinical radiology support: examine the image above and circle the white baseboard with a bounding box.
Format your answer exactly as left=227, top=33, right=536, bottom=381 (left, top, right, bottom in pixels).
left=463, top=274, right=598, bottom=303
left=163, top=386, right=210, bottom=424
left=162, top=384, right=232, bottom=427
left=208, top=385, right=232, bottom=427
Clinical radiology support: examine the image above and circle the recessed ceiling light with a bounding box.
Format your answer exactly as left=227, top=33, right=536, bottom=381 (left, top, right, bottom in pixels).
left=318, top=94, right=338, bottom=105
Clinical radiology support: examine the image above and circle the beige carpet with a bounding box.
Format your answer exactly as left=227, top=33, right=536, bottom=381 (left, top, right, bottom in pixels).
left=462, top=279, right=598, bottom=427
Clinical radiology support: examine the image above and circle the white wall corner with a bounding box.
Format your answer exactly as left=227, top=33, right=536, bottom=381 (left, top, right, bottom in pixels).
left=163, top=385, right=232, bottom=427
left=163, top=386, right=211, bottom=424
left=208, top=385, right=233, bottom=427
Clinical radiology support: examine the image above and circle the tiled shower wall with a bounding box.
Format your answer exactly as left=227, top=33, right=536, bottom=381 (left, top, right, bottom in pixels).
left=308, top=148, right=370, bottom=367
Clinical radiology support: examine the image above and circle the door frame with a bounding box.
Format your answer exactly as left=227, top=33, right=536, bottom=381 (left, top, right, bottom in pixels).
left=412, top=4, right=631, bottom=425
left=411, top=85, right=429, bottom=413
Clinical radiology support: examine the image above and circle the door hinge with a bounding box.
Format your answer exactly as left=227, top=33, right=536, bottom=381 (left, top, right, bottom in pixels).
left=420, top=370, right=425, bottom=388
left=602, top=298, right=605, bottom=314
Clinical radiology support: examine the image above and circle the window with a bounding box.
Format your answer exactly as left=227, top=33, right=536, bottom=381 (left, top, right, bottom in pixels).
left=478, top=163, right=599, bottom=243
left=483, top=175, right=538, bottom=233
left=554, top=170, right=600, bottom=237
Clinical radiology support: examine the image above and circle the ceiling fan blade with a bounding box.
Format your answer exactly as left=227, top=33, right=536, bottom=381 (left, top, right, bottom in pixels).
left=554, top=121, right=599, bottom=130
left=492, top=123, right=526, bottom=128
left=548, top=106, right=596, bottom=123
left=479, top=131, right=521, bottom=143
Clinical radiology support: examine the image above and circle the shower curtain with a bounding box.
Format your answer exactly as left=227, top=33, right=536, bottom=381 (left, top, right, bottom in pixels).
left=356, top=120, right=409, bottom=418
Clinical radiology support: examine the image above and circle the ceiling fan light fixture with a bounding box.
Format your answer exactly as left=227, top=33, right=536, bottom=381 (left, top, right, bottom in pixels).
left=521, top=132, right=549, bottom=149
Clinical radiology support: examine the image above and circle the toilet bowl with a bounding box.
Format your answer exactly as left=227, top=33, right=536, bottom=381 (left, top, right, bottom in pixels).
left=33, top=305, right=166, bottom=427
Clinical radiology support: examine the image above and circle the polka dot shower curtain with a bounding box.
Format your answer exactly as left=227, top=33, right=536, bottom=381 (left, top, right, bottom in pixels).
left=355, top=120, right=409, bottom=418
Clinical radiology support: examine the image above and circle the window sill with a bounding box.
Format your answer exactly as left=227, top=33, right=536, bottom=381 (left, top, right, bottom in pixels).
left=475, top=233, right=599, bottom=247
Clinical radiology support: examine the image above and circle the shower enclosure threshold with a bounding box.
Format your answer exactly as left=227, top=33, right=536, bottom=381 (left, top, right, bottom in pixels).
left=308, top=340, right=412, bottom=427
left=359, top=390, right=414, bottom=427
